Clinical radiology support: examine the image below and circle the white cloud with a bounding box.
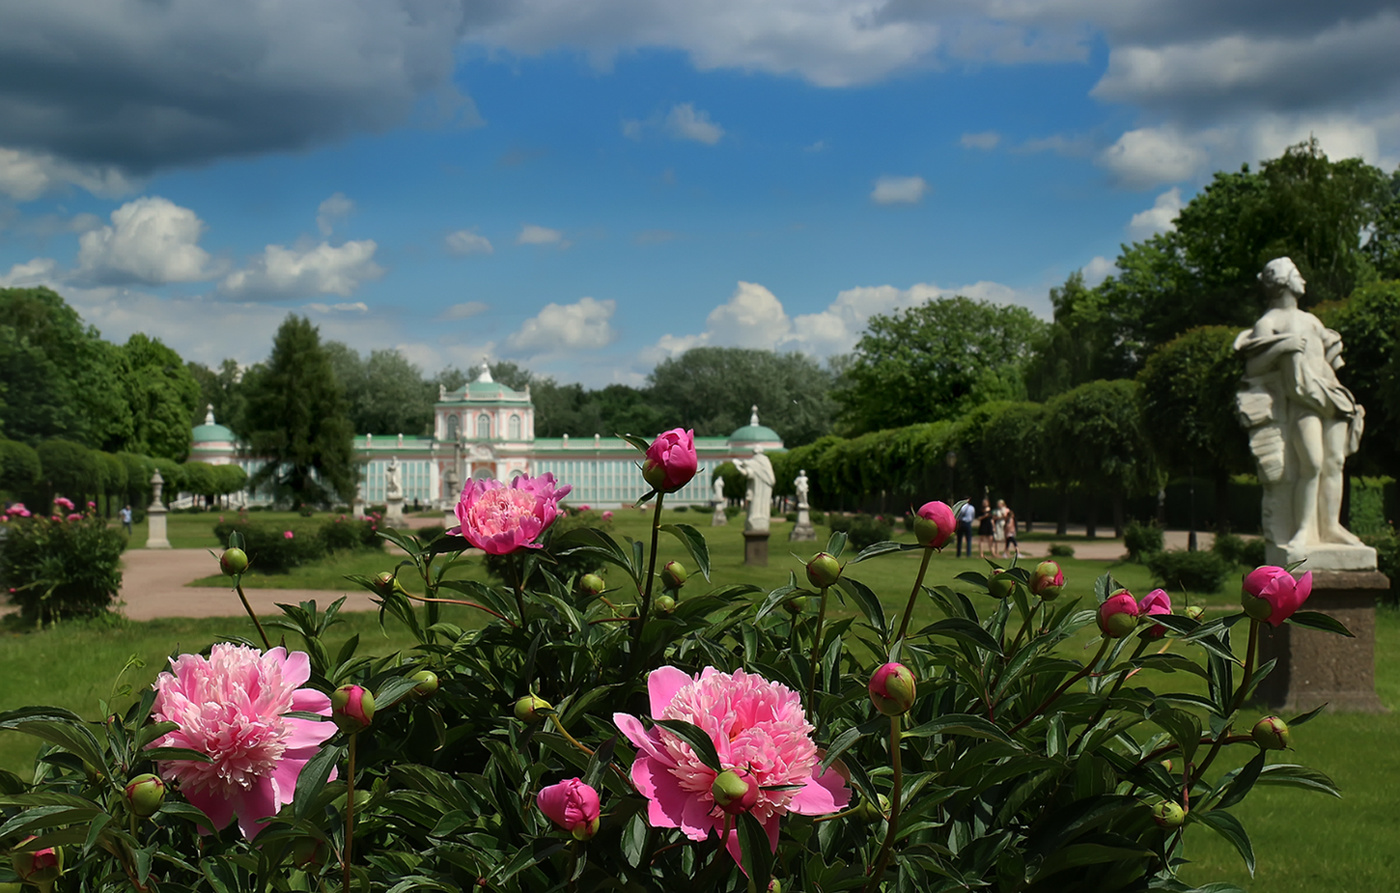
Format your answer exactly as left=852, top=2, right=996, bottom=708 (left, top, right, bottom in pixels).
left=445, top=229, right=494, bottom=256
left=306, top=301, right=369, bottom=313
left=1081, top=255, right=1116, bottom=287
left=507, top=296, right=617, bottom=352
left=665, top=103, right=724, bottom=145
left=1099, top=127, right=1208, bottom=188
left=0, top=257, right=58, bottom=287
left=621, top=119, right=644, bottom=140
left=871, top=175, right=929, bottom=205
left=516, top=224, right=568, bottom=247
left=960, top=131, right=1000, bottom=150
left=442, top=301, right=488, bottom=320
left=1128, top=187, right=1184, bottom=239
left=316, top=192, right=354, bottom=236
left=76, top=196, right=213, bottom=285
left=0, top=146, right=137, bottom=201
left=220, top=240, right=383, bottom=300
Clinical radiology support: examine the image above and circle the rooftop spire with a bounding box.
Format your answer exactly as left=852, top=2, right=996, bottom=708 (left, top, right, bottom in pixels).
left=750, top=405, right=759, bottom=427
left=477, top=357, right=493, bottom=383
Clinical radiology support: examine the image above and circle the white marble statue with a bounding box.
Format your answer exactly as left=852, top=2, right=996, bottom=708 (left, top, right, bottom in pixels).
left=712, top=475, right=725, bottom=502
left=734, top=446, right=775, bottom=534
left=385, top=455, right=402, bottom=500
left=794, top=468, right=810, bottom=507
left=1235, top=257, right=1373, bottom=569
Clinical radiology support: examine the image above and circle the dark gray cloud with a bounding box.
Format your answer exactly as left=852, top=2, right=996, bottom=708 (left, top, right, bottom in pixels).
left=0, top=0, right=484, bottom=173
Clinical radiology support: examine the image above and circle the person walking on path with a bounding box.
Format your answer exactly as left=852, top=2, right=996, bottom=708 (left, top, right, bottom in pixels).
left=119, top=505, right=133, bottom=535
left=976, top=499, right=994, bottom=558
left=999, top=500, right=1019, bottom=558
left=955, top=498, right=976, bottom=558
left=992, top=500, right=1009, bottom=557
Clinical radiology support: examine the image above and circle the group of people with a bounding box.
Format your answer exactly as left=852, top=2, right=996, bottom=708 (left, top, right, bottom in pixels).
left=953, top=497, right=1018, bottom=559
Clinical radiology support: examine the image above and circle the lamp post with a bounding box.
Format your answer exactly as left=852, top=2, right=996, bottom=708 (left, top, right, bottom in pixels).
left=945, top=451, right=957, bottom=503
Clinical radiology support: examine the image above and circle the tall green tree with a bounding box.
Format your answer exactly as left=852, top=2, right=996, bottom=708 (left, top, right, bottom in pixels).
left=240, top=316, right=356, bottom=506
left=835, top=296, right=1045, bottom=434
left=1319, top=281, right=1400, bottom=477
left=649, top=347, right=837, bottom=446
left=117, top=333, right=202, bottom=461
left=1136, top=327, right=1249, bottom=530
left=326, top=343, right=434, bottom=436
left=1028, top=272, right=1138, bottom=399
left=188, top=358, right=248, bottom=432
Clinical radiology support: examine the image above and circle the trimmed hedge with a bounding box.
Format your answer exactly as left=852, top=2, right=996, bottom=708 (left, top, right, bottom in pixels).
left=1146, top=548, right=1232, bottom=594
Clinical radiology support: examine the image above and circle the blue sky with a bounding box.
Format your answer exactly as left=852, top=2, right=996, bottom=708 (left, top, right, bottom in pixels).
left=3, top=1, right=1398, bottom=387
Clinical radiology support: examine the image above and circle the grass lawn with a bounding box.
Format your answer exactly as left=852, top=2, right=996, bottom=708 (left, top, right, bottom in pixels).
left=20, top=506, right=1385, bottom=891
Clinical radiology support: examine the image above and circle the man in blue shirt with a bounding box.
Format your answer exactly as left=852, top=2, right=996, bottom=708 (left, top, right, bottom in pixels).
left=955, top=498, right=976, bottom=558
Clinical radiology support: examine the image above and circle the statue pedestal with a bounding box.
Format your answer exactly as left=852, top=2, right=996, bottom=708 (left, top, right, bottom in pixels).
left=145, top=505, right=170, bottom=549
left=385, top=496, right=405, bottom=525
left=789, top=504, right=816, bottom=542
left=1265, top=542, right=1377, bottom=572
left=1255, top=570, right=1387, bottom=713
left=711, top=502, right=728, bottom=527
left=743, top=531, right=769, bottom=567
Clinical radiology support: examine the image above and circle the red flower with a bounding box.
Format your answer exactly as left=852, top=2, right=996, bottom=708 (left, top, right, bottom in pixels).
left=642, top=428, right=698, bottom=493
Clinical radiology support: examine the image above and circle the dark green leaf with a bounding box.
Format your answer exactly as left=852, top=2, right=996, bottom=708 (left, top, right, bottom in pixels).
left=851, top=541, right=921, bottom=563
left=1196, top=810, right=1255, bottom=875
left=1213, top=751, right=1266, bottom=810
left=836, top=576, right=887, bottom=639
left=654, top=719, right=722, bottom=772
left=917, top=617, right=1003, bottom=655
left=737, top=811, right=773, bottom=884
left=293, top=743, right=344, bottom=820
left=1253, top=763, right=1340, bottom=797
left=1287, top=611, right=1354, bottom=637
left=659, top=523, right=711, bottom=581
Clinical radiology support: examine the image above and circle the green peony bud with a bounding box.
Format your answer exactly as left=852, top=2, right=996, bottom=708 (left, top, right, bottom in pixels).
left=219, top=547, right=249, bottom=576
left=1151, top=800, right=1186, bottom=829
left=710, top=768, right=759, bottom=815
left=805, top=552, right=843, bottom=589
left=578, top=573, right=606, bottom=596
left=988, top=568, right=1017, bottom=600
left=783, top=595, right=808, bottom=615
left=1184, top=605, right=1205, bottom=622
left=372, top=571, right=397, bottom=597
left=514, top=693, right=551, bottom=723
left=661, top=560, right=688, bottom=590
left=654, top=594, right=677, bottom=614
left=855, top=793, right=890, bottom=823
left=331, top=684, right=375, bottom=733
left=1241, top=592, right=1273, bottom=623
left=10, top=837, right=62, bottom=886
left=868, top=662, right=917, bottom=716
left=1252, top=716, right=1291, bottom=750
left=410, top=669, right=439, bottom=699
left=124, top=773, right=166, bottom=818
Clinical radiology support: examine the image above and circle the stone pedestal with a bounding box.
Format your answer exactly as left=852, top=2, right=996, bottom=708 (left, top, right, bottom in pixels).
left=1255, top=570, right=1388, bottom=713
left=789, top=504, right=816, bottom=541
left=711, top=501, right=728, bottom=526
left=145, top=469, right=170, bottom=549
left=1265, top=542, right=1377, bottom=572
left=744, top=531, right=769, bottom=567
left=385, top=496, right=405, bottom=525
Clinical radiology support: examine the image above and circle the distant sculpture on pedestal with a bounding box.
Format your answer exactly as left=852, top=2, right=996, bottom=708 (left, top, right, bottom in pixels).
left=711, top=475, right=727, bottom=527
left=1235, top=257, right=1375, bottom=570
left=442, top=464, right=460, bottom=528
left=384, top=456, right=405, bottom=523
left=146, top=469, right=170, bottom=549
left=790, top=468, right=816, bottom=542
left=735, top=446, right=775, bottom=535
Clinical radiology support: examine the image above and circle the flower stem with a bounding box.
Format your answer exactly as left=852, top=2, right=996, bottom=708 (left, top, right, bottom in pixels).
left=1193, top=619, right=1260, bottom=783
left=895, top=548, right=934, bottom=642
left=1006, top=599, right=1042, bottom=655
left=633, top=493, right=666, bottom=647
left=234, top=581, right=271, bottom=650
left=342, top=731, right=357, bottom=893
left=1009, top=637, right=1112, bottom=734
left=806, top=584, right=831, bottom=706
left=1069, top=636, right=1150, bottom=753
left=864, top=714, right=903, bottom=892
left=400, top=591, right=515, bottom=627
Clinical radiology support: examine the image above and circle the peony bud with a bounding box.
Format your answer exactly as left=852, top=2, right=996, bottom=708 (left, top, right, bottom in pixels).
left=1252, top=716, right=1291, bottom=750
left=332, top=684, right=375, bottom=733
left=710, top=768, right=760, bottom=815
left=661, top=560, right=688, bottom=590
left=372, top=571, right=397, bottom=597
left=578, top=573, right=606, bottom=596
left=514, top=693, right=551, bottom=723
left=855, top=793, right=890, bottom=823
left=1151, top=800, right=1186, bottom=829
left=783, top=595, right=808, bottom=615
left=642, top=428, right=698, bottom=493
left=805, top=552, right=843, bottom=589
left=124, top=773, right=166, bottom=817
left=768, top=881, right=783, bottom=893
left=537, top=778, right=601, bottom=840
left=1138, top=589, right=1173, bottom=639
left=654, top=594, right=677, bottom=614
left=1098, top=590, right=1140, bottom=638
left=1029, top=560, right=1064, bottom=600
left=410, top=669, right=439, bottom=699
left=10, top=838, right=62, bottom=886
left=868, top=662, right=917, bottom=716
left=913, top=501, right=956, bottom=549
left=219, top=547, right=249, bottom=576
left=988, top=568, right=1017, bottom=600
left=1184, top=605, right=1205, bottom=622
left=1241, top=566, right=1312, bottom=627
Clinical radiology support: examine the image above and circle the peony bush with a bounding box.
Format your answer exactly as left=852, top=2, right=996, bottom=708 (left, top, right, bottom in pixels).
left=0, top=498, right=125, bottom=624
left=0, top=432, right=1355, bottom=892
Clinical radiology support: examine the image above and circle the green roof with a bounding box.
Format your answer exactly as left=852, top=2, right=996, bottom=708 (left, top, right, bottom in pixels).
left=728, top=424, right=782, bottom=443
left=191, top=422, right=235, bottom=443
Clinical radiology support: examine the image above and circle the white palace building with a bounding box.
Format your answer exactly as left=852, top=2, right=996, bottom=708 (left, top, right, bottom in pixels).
left=189, top=364, right=784, bottom=508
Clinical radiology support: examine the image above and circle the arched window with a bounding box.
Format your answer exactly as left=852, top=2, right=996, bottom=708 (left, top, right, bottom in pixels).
left=476, top=414, right=491, bottom=439
left=508, top=414, right=521, bottom=440
left=446, top=415, right=459, bottom=442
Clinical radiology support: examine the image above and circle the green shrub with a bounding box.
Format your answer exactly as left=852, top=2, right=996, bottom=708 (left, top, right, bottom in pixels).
left=672, top=505, right=689, bottom=513
left=0, top=502, right=125, bottom=624
left=211, top=520, right=327, bottom=573
left=1212, top=532, right=1266, bottom=568
left=810, top=509, right=826, bottom=524
left=1049, top=543, right=1075, bottom=558
left=829, top=514, right=894, bottom=550
left=785, top=511, right=798, bottom=522
left=1146, top=548, right=1232, bottom=594
left=319, top=516, right=383, bottom=553
left=1123, top=520, right=1163, bottom=562
left=1362, top=527, right=1400, bottom=605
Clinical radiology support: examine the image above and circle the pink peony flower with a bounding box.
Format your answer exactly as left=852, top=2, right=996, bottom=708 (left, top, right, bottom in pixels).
left=868, top=662, right=917, bottom=715
left=150, top=644, right=337, bottom=839
left=1138, top=589, right=1173, bottom=639
left=452, top=473, right=572, bottom=555
left=65, top=512, right=83, bottom=522
left=53, top=496, right=75, bottom=512
left=537, top=777, right=602, bottom=840
left=5, top=503, right=30, bottom=517
left=602, top=510, right=613, bottom=521
left=913, top=501, right=955, bottom=549
left=1241, top=566, right=1313, bottom=627
left=615, top=666, right=849, bottom=868
left=642, top=429, right=698, bottom=493
left=283, top=530, right=294, bottom=539
left=87, top=501, right=96, bottom=509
